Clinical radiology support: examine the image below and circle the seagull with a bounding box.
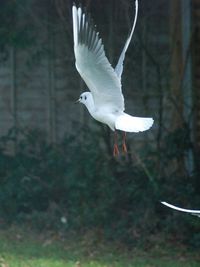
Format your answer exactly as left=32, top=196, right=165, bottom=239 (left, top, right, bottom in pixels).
left=72, top=0, right=154, bottom=156
left=161, top=201, right=200, bottom=218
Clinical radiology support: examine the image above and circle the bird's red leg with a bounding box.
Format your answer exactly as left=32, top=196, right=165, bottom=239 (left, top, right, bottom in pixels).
left=122, top=131, right=128, bottom=154
left=113, top=131, right=120, bottom=157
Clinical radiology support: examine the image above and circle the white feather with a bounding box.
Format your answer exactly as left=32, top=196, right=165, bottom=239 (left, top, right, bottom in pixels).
left=115, top=0, right=138, bottom=79
left=161, top=202, right=200, bottom=217
left=115, top=114, right=154, bottom=132
left=72, top=4, right=124, bottom=112
left=72, top=5, right=78, bottom=46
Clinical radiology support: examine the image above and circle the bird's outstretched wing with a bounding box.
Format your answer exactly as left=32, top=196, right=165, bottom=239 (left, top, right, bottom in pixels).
left=161, top=202, right=200, bottom=218
left=115, top=0, right=138, bottom=80
left=72, top=4, right=124, bottom=111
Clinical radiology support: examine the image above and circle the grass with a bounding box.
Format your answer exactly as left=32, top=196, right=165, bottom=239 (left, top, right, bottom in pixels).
left=0, top=226, right=199, bottom=267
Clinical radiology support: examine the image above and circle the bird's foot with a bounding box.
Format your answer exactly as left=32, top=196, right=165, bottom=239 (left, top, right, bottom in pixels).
left=113, top=144, right=120, bottom=157
left=122, top=142, right=128, bottom=154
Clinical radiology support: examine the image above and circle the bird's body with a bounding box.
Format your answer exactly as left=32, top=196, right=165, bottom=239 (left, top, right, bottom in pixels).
left=92, top=108, right=119, bottom=132
left=79, top=92, right=120, bottom=131
left=72, top=0, right=154, bottom=154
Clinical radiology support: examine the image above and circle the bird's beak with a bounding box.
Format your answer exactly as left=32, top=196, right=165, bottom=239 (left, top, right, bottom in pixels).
left=75, top=99, right=80, bottom=104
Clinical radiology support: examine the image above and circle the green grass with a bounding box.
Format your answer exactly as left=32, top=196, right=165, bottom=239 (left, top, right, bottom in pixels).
left=0, top=227, right=199, bottom=267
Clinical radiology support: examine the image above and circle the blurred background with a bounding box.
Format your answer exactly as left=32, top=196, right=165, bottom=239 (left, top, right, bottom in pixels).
left=0, top=0, right=199, bottom=248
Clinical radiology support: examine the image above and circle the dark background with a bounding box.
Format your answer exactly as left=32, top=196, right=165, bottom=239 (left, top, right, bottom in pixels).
left=0, top=0, right=199, bottom=248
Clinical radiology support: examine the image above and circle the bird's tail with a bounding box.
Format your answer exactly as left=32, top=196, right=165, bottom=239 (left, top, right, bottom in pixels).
left=115, top=113, right=154, bottom=133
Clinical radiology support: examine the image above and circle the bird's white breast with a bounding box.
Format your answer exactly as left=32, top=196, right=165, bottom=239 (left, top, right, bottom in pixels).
left=92, top=108, right=121, bottom=131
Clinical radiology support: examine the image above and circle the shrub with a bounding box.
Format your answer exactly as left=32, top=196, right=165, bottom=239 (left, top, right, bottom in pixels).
left=0, top=126, right=199, bottom=246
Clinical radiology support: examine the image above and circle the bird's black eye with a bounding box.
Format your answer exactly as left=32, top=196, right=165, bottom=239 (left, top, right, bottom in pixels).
left=80, top=96, right=82, bottom=99
left=84, top=96, right=87, bottom=100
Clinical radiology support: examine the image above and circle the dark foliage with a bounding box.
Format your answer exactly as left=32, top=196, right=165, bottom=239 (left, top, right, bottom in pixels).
left=0, top=126, right=199, bottom=247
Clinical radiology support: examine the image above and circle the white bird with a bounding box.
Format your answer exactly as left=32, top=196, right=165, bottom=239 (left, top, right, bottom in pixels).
left=161, top=202, right=200, bottom=218
left=72, top=0, right=154, bottom=156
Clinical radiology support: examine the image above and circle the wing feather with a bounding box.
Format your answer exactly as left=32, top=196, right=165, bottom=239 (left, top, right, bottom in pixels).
left=72, top=4, right=124, bottom=111
left=115, top=0, right=138, bottom=79
left=161, top=202, right=200, bottom=217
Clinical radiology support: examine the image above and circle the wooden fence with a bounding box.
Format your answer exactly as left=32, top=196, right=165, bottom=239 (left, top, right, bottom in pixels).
left=0, top=0, right=182, bottom=147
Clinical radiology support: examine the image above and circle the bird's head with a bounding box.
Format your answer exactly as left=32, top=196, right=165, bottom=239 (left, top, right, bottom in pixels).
left=77, top=92, right=93, bottom=106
